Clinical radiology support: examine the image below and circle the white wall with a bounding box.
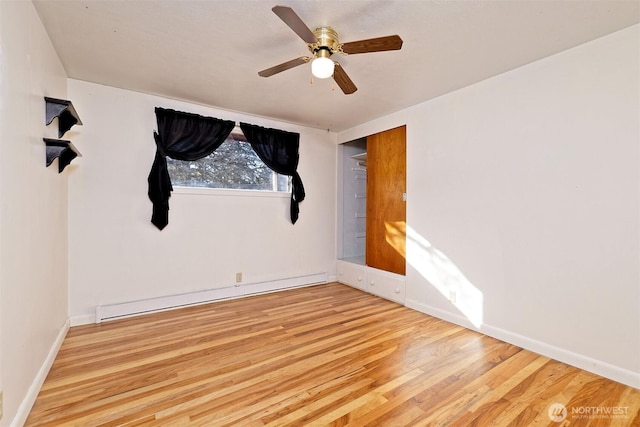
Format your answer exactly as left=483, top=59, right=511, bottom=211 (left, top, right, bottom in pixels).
left=0, top=2, right=70, bottom=425
left=339, top=25, right=640, bottom=388
left=67, top=80, right=337, bottom=323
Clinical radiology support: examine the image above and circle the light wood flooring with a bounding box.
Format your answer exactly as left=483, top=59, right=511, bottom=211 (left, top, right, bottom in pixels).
left=26, top=283, right=640, bottom=426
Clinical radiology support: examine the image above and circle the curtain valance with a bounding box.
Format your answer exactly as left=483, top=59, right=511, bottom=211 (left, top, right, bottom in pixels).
left=240, top=122, right=305, bottom=224
left=147, top=108, right=305, bottom=229
left=148, top=108, right=235, bottom=229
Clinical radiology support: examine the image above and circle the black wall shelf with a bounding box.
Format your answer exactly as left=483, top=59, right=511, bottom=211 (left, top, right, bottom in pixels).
left=43, top=138, right=82, bottom=173
left=45, top=97, right=83, bottom=138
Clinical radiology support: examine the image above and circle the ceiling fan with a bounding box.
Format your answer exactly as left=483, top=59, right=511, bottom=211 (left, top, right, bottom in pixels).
left=258, top=5, right=403, bottom=95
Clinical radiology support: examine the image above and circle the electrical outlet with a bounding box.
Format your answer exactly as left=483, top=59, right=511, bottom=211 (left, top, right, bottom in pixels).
left=449, top=289, right=457, bottom=304
left=235, top=272, right=242, bottom=283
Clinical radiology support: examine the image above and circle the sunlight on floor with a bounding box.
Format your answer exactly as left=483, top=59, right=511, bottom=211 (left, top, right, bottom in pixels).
left=405, top=225, right=484, bottom=328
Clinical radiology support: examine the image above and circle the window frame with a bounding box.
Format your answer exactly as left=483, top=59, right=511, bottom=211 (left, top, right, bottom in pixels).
left=171, top=186, right=291, bottom=198
left=166, top=128, right=292, bottom=196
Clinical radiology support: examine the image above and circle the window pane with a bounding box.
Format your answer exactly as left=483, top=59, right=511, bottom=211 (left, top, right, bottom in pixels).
left=166, top=137, right=291, bottom=192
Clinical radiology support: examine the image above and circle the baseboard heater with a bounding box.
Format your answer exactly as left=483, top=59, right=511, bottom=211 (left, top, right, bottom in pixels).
left=95, top=272, right=327, bottom=323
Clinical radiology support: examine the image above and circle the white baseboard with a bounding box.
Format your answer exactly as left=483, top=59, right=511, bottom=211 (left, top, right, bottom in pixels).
left=11, top=318, right=70, bottom=427
left=70, top=313, right=96, bottom=326
left=93, top=272, right=328, bottom=323
left=405, top=298, right=640, bottom=390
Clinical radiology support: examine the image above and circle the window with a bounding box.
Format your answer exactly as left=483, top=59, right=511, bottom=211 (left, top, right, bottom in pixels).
left=166, top=129, right=291, bottom=192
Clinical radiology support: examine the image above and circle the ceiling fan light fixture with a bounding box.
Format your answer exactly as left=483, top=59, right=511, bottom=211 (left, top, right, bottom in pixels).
left=311, top=49, right=334, bottom=79
left=259, top=7, right=402, bottom=94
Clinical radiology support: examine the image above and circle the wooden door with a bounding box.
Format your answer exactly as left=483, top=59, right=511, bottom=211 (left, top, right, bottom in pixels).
left=366, top=126, right=406, bottom=275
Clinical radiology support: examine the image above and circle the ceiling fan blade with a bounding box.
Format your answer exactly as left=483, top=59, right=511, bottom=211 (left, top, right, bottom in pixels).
left=341, top=35, right=403, bottom=55
left=272, top=6, right=317, bottom=44
left=259, top=57, right=310, bottom=77
left=333, top=63, right=357, bottom=95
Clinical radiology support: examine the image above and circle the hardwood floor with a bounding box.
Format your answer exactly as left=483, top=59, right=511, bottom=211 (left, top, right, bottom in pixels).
left=26, top=283, right=640, bottom=426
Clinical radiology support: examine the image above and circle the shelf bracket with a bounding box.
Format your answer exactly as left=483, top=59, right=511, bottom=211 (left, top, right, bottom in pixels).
left=44, top=97, right=83, bottom=138
left=43, top=138, right=82, bottom=173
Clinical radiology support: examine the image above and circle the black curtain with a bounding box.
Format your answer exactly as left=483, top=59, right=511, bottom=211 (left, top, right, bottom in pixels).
left=148, top=108, right=235, bottom=229
left=240, top=122, right=305, bottom=224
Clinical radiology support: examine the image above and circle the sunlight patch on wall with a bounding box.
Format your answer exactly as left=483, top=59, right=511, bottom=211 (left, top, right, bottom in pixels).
left=405, top=225, right=484, bottom=328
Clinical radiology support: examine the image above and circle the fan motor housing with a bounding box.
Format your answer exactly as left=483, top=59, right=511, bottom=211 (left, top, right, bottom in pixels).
left=310, top=27, right=340, bottom=54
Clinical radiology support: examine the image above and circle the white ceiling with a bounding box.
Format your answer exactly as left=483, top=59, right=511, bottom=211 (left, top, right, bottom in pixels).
left=33, top=0, right=639, bottom=132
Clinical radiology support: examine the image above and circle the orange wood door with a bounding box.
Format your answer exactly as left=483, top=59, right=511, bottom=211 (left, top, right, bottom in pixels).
left=366, top=125, right=406, bottom=275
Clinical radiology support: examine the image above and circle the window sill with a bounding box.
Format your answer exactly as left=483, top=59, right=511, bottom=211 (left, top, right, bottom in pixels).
left=172, top=186, right=291, bottom=198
